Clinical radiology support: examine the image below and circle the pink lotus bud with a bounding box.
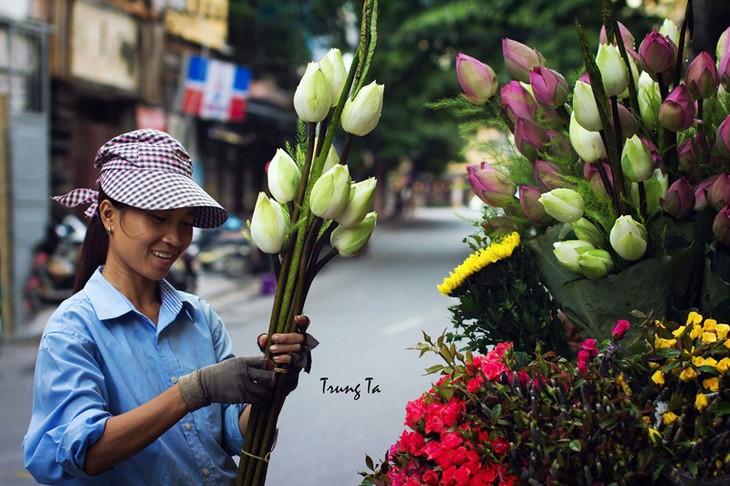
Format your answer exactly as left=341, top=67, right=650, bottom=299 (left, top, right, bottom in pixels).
left=638, top=30, right=677, bottom=78
left=685, top=52, right=719, bottom=100
left=611, top=103, right=638, bottom=140
left=661, top=178, right=696, bottom=219
left=534, top=160, right=564, bottom=192
left=694, top=176, right=718, bottom=211
left=718, top=27, right=730, bottom=64
left=677, top=131, right=710, bottom=173
left=584, top=161, right=613, bottom=203
left=713, top=206, right=730, bottom=245
left=467, top=161, right=516, bottom=208
left=659, top=84, right=696, bottom=132
left=719, top=51, right=730, bottom=92
left=579, top=72, right=591, bottom=84
left=529, top=66, right=569, bottom=108
left=456, top=53, right=498, bottom=105
left=519, top=185, right=554, bottom=225
left=514, top=117, right=549, bottom=160
left=600, top=22, right=635, bottom=50
left=545, top=129, right=577, bottom=162
left=715, top=114, right=730, bottom=158
left=500, top=81, right=536, bottom=124
left=502, top=38, right=544, bottom=83
left=708, top=173, right=730, bottom=211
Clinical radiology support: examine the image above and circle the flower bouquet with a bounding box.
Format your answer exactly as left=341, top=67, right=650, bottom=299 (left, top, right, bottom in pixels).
left=359, top=323, right=654, bottom=485
left=361, top=310, right=730, bottom=484
left=235, top=2, right=383, bottom=484
left=439, top=0, right=730, bottom=343
left=625, top=311, right=730, bottom=482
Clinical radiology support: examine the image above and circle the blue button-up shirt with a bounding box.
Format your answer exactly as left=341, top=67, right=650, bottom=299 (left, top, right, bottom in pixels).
left=23, top=268, right=245, bottom=485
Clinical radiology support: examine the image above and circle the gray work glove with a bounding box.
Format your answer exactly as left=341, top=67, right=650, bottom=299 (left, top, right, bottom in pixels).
left=178, top=356, right=274, bottom=411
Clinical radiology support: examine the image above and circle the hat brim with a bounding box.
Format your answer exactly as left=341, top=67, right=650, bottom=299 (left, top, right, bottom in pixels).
left=101, top=169, right=228, bottom=229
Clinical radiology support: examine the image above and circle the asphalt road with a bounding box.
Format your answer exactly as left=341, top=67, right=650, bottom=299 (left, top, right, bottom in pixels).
left=0, top=205, right=480, bottom=485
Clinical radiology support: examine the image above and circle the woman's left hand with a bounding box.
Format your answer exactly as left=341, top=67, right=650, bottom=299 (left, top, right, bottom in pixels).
left=257, top=315, right=318, bottom=371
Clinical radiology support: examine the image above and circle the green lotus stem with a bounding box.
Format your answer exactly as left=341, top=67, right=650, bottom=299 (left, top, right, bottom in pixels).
left=602, top=0, right=639, bottom=117
left=339, top=133, right=355, bottom=167
left=672, top=0, right=693, bottom=88
left=237, top=3, right=378, bottom=483
left=576, top=20, right=628, bottom=216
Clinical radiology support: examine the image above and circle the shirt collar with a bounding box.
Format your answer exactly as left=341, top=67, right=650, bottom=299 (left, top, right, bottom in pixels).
left=85, top=267, right=193, bottom=323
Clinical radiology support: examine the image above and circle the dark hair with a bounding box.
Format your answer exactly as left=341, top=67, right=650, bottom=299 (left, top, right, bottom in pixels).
left=74, top=189, right=128, bottom=292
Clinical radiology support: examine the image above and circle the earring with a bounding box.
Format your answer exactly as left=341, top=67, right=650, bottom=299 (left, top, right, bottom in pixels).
left=106, top=226, right=113, bottom=235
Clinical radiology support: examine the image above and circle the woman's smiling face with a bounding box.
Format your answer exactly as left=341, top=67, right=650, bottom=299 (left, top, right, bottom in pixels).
left=103, top=204, right=196, bottom=283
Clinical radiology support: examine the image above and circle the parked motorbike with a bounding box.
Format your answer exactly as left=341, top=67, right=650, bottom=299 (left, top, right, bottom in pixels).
left=166, top=247, right=198, bottom=293
left=192, top=216, right=265, bottom=279
left=23, top=215, right=86, bottom=311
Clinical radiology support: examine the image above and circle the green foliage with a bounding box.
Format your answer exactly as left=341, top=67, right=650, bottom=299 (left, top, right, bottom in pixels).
left=445, top=245, right=573, bottom=358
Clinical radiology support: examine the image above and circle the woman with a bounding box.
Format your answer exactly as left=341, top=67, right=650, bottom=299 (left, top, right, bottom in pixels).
left=23, top=129, right=316, bottom=485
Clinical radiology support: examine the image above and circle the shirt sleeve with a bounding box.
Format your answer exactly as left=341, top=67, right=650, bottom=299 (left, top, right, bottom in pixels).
left=204, top=300, right=245, bottom=455
left=23, top=318, right=111, bottom=483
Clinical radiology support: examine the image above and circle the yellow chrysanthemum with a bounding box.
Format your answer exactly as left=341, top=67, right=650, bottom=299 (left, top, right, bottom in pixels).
left=679, top=367, right=698, bottom=382
left=437, top=232, right=520, bottom=296
left=695, top=393, right=709, bottom=411
left=716, top=324, right=730, bottom=340
left=651, top=370, right=665, bottom=387
left=663, top=411, right=679, bottom=425
left=703, top=377, right=720, bottom=392
left=687, top=312, right=703, bottom=326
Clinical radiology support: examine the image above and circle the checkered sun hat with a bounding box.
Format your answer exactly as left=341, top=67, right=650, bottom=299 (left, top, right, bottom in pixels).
left=53, top=129, right=228, bottom=229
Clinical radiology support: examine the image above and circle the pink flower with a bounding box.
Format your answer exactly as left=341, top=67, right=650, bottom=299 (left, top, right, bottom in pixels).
left=491, top=437, right=509, bottom=455
left=577, top=349, right=590, bottom=373
left=405, top=397, right=426, bottom=427
left=481, top=359, right=509, bottom=381
left=466, top=376, right=484, bottom=393
left=582, top=338, right=599, bottom=358
left=612, top=319, right=631, bottom=339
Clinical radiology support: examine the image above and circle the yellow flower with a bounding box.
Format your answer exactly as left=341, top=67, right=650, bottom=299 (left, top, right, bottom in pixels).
left=692, top=356, right=705, bottom=367
left=716, top=323, right=730, bottom=340
left=703, top=377, right=720, bottom=392
left=672, top=325, right=686, bottom=338
left=437, top=232, right=520, bottom=296
left=695, top=393, right=709, bottom=411
left=642, top=416, right=651, bottom=424
left=717, top=357, right=730, bottom=374
left=702, top=332, right=718, bottom=344
left=704, top=319, right=717, bottom=332
left=663, top=411, right=679, bottom=425
left=651, top=370, right=665, bottom=386
left=687, top=312, right=703, bottom=326
left=690, top=324, right=703, bottom=340
left=654, top=335, right=677, bottom=349
left=617, top=373, right=632, bottom=395
left=648, top=427, right=662, bottom=442
left=725, top=340, right=730, bottom=350
left=704, top=357, right=718, bottom=369
left=679, top=367, right=698, bottom=382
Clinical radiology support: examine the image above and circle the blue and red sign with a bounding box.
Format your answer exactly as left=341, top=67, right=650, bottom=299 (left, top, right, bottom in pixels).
left=180, top=55, right=252, bottom=123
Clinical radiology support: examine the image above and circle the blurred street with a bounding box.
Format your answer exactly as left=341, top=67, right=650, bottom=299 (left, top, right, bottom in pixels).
left=0, top=205, right=480, bottom=485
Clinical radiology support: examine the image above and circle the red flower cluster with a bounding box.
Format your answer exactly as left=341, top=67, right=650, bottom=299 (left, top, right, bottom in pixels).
left=386, top=343, right=519, bottom=486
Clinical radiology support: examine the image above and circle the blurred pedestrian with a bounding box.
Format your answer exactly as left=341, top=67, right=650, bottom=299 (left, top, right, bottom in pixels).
left=23, top=129, right=317, bottom=485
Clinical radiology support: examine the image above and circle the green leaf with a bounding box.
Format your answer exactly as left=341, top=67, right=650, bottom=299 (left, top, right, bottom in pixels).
left=711, top=401, right=730, bottom=415
left=569, top=439, right=582, bottom=452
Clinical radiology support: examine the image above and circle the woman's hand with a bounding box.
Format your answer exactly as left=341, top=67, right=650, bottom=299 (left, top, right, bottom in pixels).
left=256, top=315, right=319, bottom=395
